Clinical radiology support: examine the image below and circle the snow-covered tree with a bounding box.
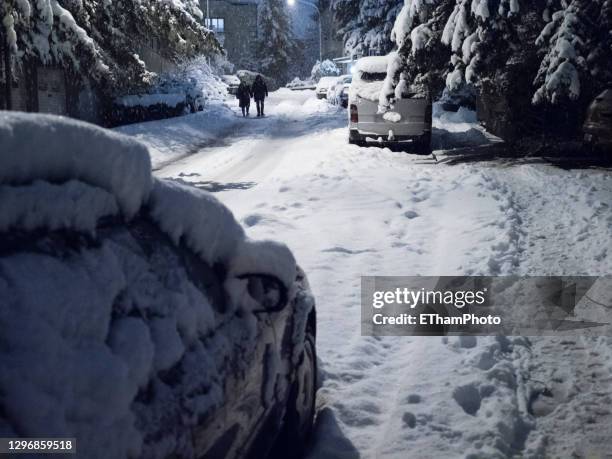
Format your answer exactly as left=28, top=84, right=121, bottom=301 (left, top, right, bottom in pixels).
left=333, top=0, right=402, bottom=57
left=257, top=0, right=295, bottom=84
left=533, top=0, right=612, bottom=105
left=1, top=0, right=221, bottom=93
left=379, top=0, right=447, bottom=109
left=310, top=58, right=340, bottom=80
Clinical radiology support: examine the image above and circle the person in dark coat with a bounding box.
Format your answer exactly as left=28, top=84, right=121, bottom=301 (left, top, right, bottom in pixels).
left=251, top=75, right=268, bottom=117
left=236, top=81, right=252, bottom=117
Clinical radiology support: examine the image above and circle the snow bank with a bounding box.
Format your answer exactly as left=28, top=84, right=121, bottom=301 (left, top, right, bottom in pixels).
left=0, top=112, right=152, bottom=217
left=115, top=103, right=239, bottom=169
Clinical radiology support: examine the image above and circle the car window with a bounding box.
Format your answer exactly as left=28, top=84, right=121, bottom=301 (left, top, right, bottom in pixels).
left=360, top=72, right=387, bottom=82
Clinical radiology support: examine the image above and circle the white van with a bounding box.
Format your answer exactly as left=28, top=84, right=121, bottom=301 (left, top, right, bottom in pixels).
left=348, top=55, right=432, bottom=153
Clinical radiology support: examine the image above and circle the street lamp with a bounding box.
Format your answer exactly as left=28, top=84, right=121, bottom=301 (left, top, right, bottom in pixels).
left=287, top=0, right=322, bottom=62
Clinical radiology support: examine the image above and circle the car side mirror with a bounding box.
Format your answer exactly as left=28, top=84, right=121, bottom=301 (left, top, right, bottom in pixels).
left=237, top=273, right=289, bottom=313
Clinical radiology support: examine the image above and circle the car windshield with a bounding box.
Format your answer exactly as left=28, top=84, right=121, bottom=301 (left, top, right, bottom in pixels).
left=360, top=72, right=387, bottom=82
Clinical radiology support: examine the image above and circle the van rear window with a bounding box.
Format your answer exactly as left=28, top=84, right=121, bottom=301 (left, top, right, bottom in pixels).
left=360, top=72, right=387, bottom=82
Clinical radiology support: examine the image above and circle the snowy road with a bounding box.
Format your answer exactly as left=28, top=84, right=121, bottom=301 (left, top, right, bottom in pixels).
left=125, top=90, right=612, bottom=458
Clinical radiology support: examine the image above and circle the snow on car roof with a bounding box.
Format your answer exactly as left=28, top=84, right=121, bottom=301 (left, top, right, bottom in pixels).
left=316, top=76, right=340, bottom=91
left=0, top=111, right=152, bottom=217
left=355, top=55, right=389, bottom=75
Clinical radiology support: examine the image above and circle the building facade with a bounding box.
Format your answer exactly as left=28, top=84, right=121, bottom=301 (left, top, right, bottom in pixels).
left=202, top=0, right=259, bottom=68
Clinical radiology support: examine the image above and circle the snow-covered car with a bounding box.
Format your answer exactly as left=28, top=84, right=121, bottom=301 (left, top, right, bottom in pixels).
left=156, top=76, right=206, bottom=113
left=329, top=75, right=352, bottom=108
left=583, top=89, right=612, bottom=151
left=0, top=112, right=317, bottom=459
left=237, top=70, right=277, bottom=91
left=111, top=76, right=206, bottom=125
left=287, top=77, right=317, bottom=91
left=315, top=76, right=340, bottom=99
left=222, top=74, right=241, bottom=95
left=348, top=55, right=432, bottom=153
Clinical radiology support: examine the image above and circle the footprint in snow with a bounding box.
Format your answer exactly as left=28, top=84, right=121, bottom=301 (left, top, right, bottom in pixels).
left=402, top=412, right=417, bottom=428
left=243, top=214, right=264, bottom=227
left=452, top=383, right=482, bottom=416
left=404, top=210, right=419, bottom=219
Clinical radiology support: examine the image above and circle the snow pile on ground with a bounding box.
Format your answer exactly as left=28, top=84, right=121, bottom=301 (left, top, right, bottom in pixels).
left=181, top=57, right=229, bottom=104
left=115, top=103, right=239, bottom=169
left=432, top=102, right=498, bottom=150
left=268, top=89, right=337, bottom=119
left=0, top=111, right=305, bottom=458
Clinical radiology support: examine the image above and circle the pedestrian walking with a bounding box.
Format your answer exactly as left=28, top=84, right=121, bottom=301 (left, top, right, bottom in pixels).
left=236, top=80, right=252, bottom=117
left=251, top=75, right=268, bottom=117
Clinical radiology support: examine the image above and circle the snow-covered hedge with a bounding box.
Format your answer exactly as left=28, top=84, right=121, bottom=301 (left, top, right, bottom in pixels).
left=0, top=112, right=309, bottom=458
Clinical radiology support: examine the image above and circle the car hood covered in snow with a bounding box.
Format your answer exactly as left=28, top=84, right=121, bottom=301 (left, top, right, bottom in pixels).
left=0, top=111, right=311, bottom=459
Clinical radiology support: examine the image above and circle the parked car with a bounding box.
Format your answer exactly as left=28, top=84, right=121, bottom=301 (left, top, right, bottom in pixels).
left=287, top=78, right=317, bottom=91
left=156, top=76, right=205, bottom=112
left=222, top=74, right=241, bottom=96
left=315, top=76, right=340, bottom=99
left=237, top=70, right=278, bottom=91
left=583, top=89, right=612, bottom=151
left=0, top=112, right=318, bottom=459
left=348, top=55, right=432, bottom=153
left=110, top=75, right=205, bottom=125
left=329, top=75, right=352, bottom=108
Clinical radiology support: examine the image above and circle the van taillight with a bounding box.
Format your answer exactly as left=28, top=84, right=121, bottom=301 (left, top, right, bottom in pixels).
left=350, top=104, right=358, bottom=123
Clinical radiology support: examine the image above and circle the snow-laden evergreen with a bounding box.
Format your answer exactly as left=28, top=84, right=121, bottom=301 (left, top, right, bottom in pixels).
left=373, top=0, right=611, bottom=135
left=533, top=0, right=612, bottom=105
left=332, top=0, right=403, bottom=57
left=1, top=0, right=221, bottom=91
left=257, top=0, right=295, bottom=84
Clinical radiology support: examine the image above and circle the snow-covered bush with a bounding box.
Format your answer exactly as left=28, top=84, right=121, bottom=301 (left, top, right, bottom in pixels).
left=310, top=59, right=341, bottom=81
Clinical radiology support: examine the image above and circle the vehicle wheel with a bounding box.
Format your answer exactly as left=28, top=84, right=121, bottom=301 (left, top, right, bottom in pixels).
left=269, top=324, right=317, bottom=458
left=348, top=130, right=365, bottom=146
